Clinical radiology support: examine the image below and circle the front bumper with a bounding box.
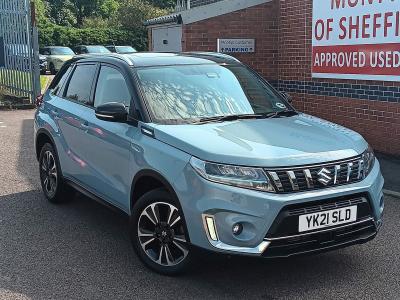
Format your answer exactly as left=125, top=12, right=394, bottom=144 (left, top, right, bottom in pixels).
left=174, top=159, right=384, bottom=256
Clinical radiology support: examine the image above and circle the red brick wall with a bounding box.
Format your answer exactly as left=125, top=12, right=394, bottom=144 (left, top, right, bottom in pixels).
left=182, top=1, right=280, bottom=81
left=167, top=0, right=400, bottom=155
left=278, top=0, right=400, bottom=155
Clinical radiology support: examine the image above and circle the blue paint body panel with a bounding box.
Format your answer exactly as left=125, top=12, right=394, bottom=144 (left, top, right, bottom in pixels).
left=34, top=53, right=384, bottom=256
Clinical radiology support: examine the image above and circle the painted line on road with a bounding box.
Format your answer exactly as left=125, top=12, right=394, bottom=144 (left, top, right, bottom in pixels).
left=383, top=189, right=400, bottom=199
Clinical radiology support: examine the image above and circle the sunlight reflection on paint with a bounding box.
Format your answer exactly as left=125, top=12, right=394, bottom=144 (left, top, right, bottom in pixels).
left=67, top=149, right=87, bottom=168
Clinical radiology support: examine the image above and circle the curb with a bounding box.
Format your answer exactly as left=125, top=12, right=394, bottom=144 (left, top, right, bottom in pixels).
left=383, top=189, right=400, bottom=199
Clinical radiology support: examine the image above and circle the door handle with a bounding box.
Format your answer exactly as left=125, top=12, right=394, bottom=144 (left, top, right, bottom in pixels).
left=51, top=109, right=59, bottom=117
left=81, top=121, right=89, bottom=132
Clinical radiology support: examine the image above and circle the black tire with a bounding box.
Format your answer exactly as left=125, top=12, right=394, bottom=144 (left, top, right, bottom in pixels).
left=40, top=69, right=46, bottom=75
left=130, top=188, right=193, bottom=275
left=49, top=63, right=56, bottom=75
left=39, top=143, right=73, bottom=203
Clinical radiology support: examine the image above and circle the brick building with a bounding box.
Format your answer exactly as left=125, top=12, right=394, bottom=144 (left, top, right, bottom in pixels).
left=145, top=0, right=400, bottom=156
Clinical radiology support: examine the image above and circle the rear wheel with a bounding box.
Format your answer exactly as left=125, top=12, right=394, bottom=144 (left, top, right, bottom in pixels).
left=39, top=143, right=73, bottom=203
left=130, top=189, right=192, bottom=275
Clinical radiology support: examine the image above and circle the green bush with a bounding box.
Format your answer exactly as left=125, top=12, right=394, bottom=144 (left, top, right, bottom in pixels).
left=38, top=23, right=147, bottom=51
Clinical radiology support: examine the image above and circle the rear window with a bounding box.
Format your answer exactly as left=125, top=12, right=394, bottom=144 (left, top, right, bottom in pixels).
left=50, top=47, right=74, bottom=55
left=65, top=64, right=97, bottom=105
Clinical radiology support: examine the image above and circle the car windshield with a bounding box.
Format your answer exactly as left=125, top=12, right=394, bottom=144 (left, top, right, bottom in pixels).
left=135, top=64, right=292, bottom=124
left=51, top=47, right=74, bottom=55
left=86, top=46, right=111, bottom=53
left=116, top=46, right=136, bottom=53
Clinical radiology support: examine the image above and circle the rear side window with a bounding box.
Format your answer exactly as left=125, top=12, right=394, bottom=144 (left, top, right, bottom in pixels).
left=94, top=66, right=131, bottom=108
left=65, top=64, right=97, bottom=105
left=51, top=66, right=72, bottom=96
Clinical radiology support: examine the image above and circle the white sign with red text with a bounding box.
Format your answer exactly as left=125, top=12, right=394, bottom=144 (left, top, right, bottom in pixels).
left=312, top=0, right=400, bottom=81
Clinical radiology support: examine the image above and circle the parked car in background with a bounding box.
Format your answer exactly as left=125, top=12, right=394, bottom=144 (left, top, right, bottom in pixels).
left=34, top=53, right=384, bottom=275
left=39, top=54, right=47, bottom=74
left=5, top=44, right=45, bottom=73
left=105, top=45, right=137, bottom=54
left=40, top=46, right=75, bottom=75
left=73, top=45, right=111, bottom=55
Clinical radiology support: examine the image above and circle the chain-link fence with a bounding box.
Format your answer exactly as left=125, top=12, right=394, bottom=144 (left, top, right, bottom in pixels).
left=0, top=0, right=40, bottom=104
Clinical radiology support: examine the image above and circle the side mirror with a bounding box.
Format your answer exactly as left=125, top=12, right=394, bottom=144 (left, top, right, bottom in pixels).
left=95, top=102, right=128, bottom=122
left=281, top=92, right=293, bottom=103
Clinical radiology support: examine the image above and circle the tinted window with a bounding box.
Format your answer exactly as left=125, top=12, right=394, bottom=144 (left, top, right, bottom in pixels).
left=94, top=66, right=130, bottom=108
left=86, top=46, right=111, bottom=54
left=65, top=64, right=97, bottom=105
left=115, top=46, right=136, bottom=54
left=50, top=47, right=74, bottom=55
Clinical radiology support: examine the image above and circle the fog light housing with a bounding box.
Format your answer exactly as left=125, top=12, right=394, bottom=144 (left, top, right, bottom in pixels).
left=232, top=223, right=243, bottom=235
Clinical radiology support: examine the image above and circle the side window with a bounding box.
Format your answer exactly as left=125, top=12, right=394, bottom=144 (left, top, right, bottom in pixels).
left=41, top=48, right=50, bottom=55
left=94, top=66, right=131, bottom=108
left=65, top=64, right=97, bottom=105
left=52, top=66, right=72, bottom=96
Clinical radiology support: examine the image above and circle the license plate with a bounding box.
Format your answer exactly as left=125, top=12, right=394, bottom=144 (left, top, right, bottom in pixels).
left=298, top=206, right=357, bottom=232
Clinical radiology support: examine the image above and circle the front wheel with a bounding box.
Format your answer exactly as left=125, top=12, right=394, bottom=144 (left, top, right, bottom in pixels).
left=130, top=189, right=192, bottom=275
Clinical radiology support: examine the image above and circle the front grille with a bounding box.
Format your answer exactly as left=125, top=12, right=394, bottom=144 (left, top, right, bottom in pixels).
left=262, top=194, right=378, bottom=257
left=265, top=155, right=364, bottom=193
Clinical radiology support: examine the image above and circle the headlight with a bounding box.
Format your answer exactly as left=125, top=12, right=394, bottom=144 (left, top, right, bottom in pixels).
left=362, top=145, right=375, bottom=177
left=190, top=157, right=275, bottom=192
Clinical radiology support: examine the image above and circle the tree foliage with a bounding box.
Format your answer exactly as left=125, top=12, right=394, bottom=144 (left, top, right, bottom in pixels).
left=36, top=0, right=172, bottom=49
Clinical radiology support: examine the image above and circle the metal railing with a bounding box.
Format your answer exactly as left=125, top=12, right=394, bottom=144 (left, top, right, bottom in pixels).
left=175, top=0, right=190, bottom=11
left=175, top=0, right=224, bottom=11
left=0, top=0, right=40, bottom=104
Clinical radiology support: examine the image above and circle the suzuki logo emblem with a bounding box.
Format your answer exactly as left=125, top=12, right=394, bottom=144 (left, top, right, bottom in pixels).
left=317, top=167, right=332, bottom=186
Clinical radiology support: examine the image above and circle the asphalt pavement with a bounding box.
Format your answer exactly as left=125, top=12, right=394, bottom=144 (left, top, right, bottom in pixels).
left=0, top=109, right=399, bottom=300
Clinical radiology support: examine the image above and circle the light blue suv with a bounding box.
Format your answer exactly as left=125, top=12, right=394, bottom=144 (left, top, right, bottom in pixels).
left=34, top=53, right=384, bottom=275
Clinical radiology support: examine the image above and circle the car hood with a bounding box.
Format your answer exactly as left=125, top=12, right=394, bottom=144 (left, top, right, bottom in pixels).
left=50, top=55, right=74, bottom=61
left=150, top=114, right=367, bottom=167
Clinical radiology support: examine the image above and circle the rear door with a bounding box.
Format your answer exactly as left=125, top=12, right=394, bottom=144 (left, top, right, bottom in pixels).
left=53, top=63, right=98, bottom=184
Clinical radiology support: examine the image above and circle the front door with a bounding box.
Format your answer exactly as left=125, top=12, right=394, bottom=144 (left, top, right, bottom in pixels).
left=83, top=64, right=137, bottom=211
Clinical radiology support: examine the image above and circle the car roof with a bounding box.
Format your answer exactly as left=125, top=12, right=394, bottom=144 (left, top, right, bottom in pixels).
left=45, top=46, right=72, bottom=48
left=73, top=52, right=241, bottom=67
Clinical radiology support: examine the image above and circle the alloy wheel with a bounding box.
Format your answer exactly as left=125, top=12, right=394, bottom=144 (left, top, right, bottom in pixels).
left=138, top=202, right=189, bottom=267
left=40, top=150, right=58, bottom=197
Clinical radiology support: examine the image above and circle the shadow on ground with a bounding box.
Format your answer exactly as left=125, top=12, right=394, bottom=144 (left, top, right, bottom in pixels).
left=17, top=118, right=40, bottom=190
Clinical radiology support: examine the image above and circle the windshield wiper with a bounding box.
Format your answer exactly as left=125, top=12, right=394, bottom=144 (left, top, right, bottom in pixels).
left=263, top=110, right=298, bottom=119
left=196, top=114, right=264, bottom=124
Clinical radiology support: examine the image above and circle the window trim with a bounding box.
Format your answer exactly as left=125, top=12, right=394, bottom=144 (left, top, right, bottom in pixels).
left=61, top=62, right=99, bottom=109
left=52, top=66, right=73, bottom=97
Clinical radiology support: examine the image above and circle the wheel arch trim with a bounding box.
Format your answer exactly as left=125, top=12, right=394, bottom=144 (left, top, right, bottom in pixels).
left=35, top=128, right=58, bottom=161
left=130, top=169, right=180, bottom=211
